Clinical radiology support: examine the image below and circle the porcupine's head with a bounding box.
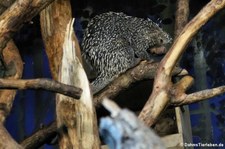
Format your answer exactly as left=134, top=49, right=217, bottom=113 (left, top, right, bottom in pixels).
left=133, top=18, right=172, bottom=55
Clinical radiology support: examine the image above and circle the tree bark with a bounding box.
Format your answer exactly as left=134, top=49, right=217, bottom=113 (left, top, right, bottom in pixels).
left=0, top=0, right=54, bottom=54
left=94, top=61, right=185, bottom=106
left=0, top=0, right=55, bottom=148
left=0, top=78, right=82, bottom=99
left=40, top=1, right=100, bottom=148
left=0, top=0, right=15, bottom=14
left=20, top=122, right=57, bottom=149
left=138, top=0, right=225, bottom=126
left=40, top=0, right=82, bottom=80
left=0, top=40, right=23, bottom=148
left=0, top=40, right=23, bottom=122
left=174, top=0, right=189, bottom=38
left=0, top=123, right=23, bottom=149
left=56, top=20, right=100, bottom=149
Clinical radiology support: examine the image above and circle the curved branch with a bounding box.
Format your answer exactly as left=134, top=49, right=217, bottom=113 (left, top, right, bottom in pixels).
left=139, top=0, right=225, bottom=126
left=165, top=0, right=225, bottom=75
left=0, top=78, right=82, bottom=99
left=94, top=61, right=185, bottom=106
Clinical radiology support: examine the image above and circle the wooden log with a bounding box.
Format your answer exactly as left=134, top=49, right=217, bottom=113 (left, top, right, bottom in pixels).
left=56, top=19, right=100, bottom=149
left=0, top=0, right=54, bottom=53
left=40, top=0, right=82, bottom=80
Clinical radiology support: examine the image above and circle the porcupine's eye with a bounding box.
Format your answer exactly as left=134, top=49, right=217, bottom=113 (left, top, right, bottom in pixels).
left=159, top=38, right=164, bottom=44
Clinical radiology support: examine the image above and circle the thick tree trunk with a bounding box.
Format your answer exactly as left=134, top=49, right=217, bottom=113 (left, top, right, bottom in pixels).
left=40, top=0, right=82, bottom=80
left=0, top=40, right=23, bottom=148
left=40, top=1, right=100, bottom=148
left=56, top=20, right=100, bottom=149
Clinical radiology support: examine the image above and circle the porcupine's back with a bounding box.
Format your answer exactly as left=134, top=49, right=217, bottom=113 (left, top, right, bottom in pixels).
left=81, top=12, right=171, bottom=94
left=82, top=12, right=141, bottom=72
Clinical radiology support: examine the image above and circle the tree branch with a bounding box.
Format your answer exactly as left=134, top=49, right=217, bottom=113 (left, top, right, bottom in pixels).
left=174, top=0, right=189, bottom=37
left=40, top=0, right=82, bottom=80
left=172, top=85, right=225, bottom=106
left=0, top=124, right=23, bottom=148
left=0, top=0, right=54, bottom=53
left=94, top=61, right=186, bottom=106
left=0, top=78, right=82, bottom=99
left=0, top=0, right=15, bottom=14
left=165, top=0, right=225, bottom=75
left=56, top=19, right=100, bottom=149
left=139, top=0, right=225, bottom=126
left=20, top=122, right=57, bottom=149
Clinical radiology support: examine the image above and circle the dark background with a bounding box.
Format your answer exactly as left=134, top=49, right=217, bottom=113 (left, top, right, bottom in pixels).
left=4, top=0, right=225, bottom=148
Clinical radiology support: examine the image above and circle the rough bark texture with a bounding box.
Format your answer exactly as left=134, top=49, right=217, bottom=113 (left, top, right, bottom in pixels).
left=0, top=40, right=23, bottom=122
left=56, top=20, right=100, bottom=149
left=0, top=0, right=56, bottom=148
left=40, top=1, right=100, bottom=148
left=0, top=123, right=23, bottom=149
left=0, top=78, right=82, bottom=99
left=94, top=61, right=185, bottom=106
left=174, top=0, right=190, bottom=38
left=40, top=0, right=82, bottom=80
left=0, top=40, right=23, bottom=149
left=138, top=0, right=225, bottom=127
left=20, top=122, right=57, bottom=149
left=0, top=0, right=54, bottom=53
left=172, top=85, right=225, bottom=106
left=0, top=0, right=15, bottom=14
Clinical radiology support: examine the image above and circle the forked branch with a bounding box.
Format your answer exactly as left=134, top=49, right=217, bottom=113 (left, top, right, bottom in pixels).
left=139, top=0, right=225, bottom=126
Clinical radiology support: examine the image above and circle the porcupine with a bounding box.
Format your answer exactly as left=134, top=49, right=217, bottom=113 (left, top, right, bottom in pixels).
left=81, top=12, right=172, bottom=94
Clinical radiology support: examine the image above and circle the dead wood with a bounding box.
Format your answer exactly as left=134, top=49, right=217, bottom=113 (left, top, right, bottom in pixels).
left=40, top=0, right=82, bottom=80
left=0, top=123, right=23, bottom=149
left=0, top=78, right=82, bottom=99
left=0, top=0, right=15, bottom=14
left=0, top=40, right=23, bottom=122
left=171, top=85, right=225, bottom=106
left=94, top=61, right=185, bottom=106
left=174, top=0, right=190, bottom=37
left=0, top=0, right=54, bottom=55
left=41, top=0, right=100, bottom=148
left=0, top=40, right=23, bottom=148
left=20, top=122, right=57, bottom=149
left=138, top=0, right=225, bottom=127
left=56, top=19, right=100, bottom=149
